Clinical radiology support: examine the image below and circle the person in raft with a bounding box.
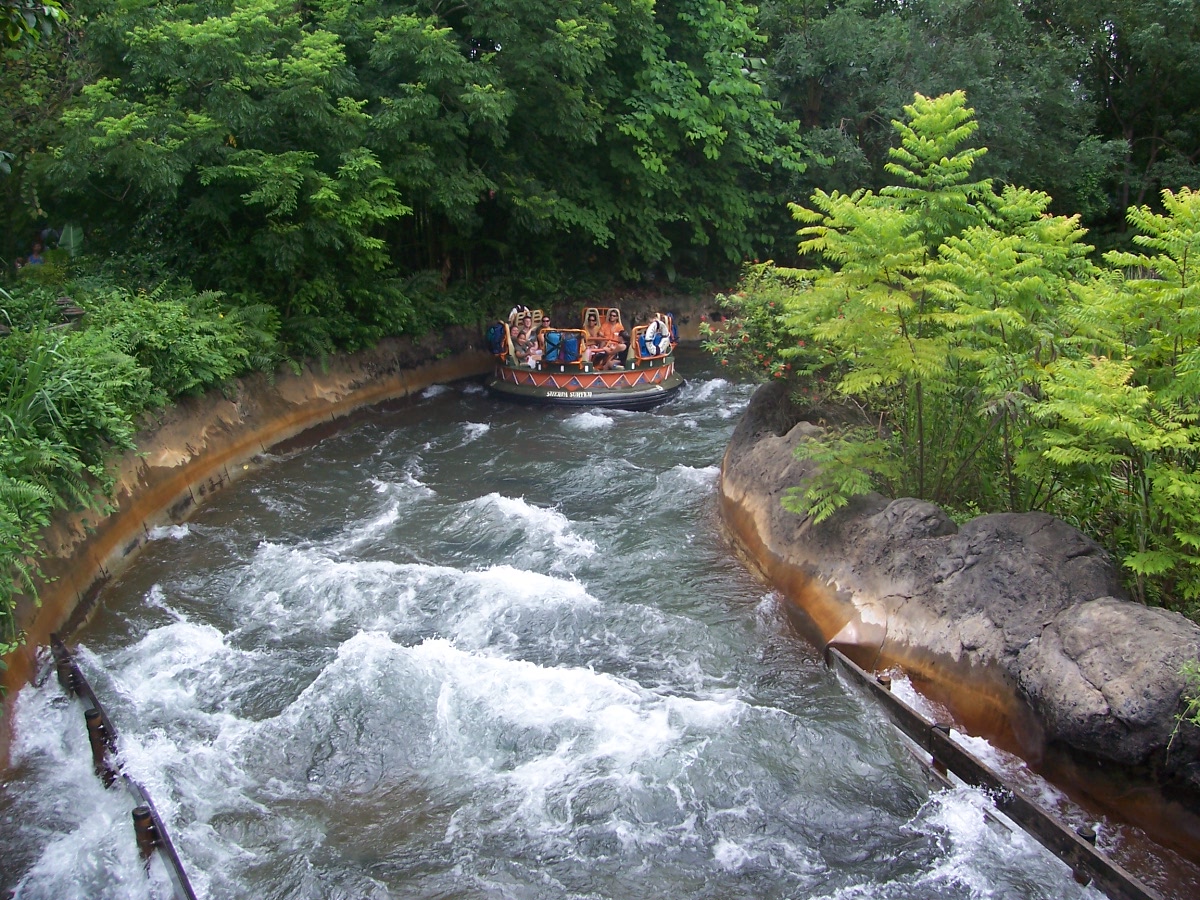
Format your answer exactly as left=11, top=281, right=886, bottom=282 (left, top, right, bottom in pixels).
left=583, top=309, right=611, bottom=368
left=515, top=314, right=540, bottom=366
left=598, top=309, right=627, bottom=369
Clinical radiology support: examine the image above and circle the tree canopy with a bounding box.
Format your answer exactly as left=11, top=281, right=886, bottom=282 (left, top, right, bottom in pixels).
left=758, top=0, right=1200, bottom=236
left=15, top=0, right=806, bottom=350
left=707, top=91, right=1200, bottom=616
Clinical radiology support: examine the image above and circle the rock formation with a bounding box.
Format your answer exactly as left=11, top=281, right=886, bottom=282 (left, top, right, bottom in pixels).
left=720, top=381, right=1200, bottom=791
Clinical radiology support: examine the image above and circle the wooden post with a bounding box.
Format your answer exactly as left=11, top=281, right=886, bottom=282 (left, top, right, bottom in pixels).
left=84, top=708, right=117, bottom=787
left=55, top=654, right=76, bottom=696
left=132, top=806, right=158, bottom=867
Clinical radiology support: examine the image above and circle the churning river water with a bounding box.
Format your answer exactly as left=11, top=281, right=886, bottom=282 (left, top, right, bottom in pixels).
left=0, top=355, right=1115, bottom=899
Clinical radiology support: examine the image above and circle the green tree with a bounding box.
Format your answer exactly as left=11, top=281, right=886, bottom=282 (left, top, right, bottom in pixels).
left=1040, top=0, right=1200, bottom=226
left=39, top=0, right=804, bottom=338
left=759, top=0, right=1123, bottom=225
left=713, top=92, right=1200, bottom=615
left=1032, top=188, right=1200, bottom=609
left=780, top=92, right=1098, bottom=513
left=0, top=0, right=82, bottom=267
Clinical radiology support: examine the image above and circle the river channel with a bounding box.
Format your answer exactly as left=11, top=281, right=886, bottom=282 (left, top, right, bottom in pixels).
left=1, top=354, right=1115, bottom=899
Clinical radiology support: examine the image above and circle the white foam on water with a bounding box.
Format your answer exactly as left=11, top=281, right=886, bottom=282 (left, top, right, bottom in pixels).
left=473, top=493, right=597, bottom=558
left=440, top=564, right=598, bottom=650
left=408, top=638, right=734, bottom=844
left=9, top=682, right=179, bottom=900
left=892, top=673, right=1086, bottom=833
left=462, top=383, right=486, bottom=395
left=889, top=672, right=947, bottom=722
left=324, top=474, right=435, bottom=548
left=90, top=623, right=251, bottom=726
left=232, top=542, right=461, bottom=634
left=462, top=421, right=490, bottom=443
left=949, top=728, right=1085, bottom=830
left=292, top=636, right=741, bottom=840
left=754, top=592, right=787, bottom=631
left=911, top=785, right=1103, bottom=900
left=661, top=464, right=719, bottom=491
left=421, top=384, right=451, bottom=399
left=329, top=500, right=401, bottom=551
left=710, top=834, right=816, bottom=877
left=564, top=410, right=614, bottom=431
left=370, top=468, right=433, bottom=497
left=146, top=524, right=190, bottom=542
left=143, top=583, right=190, bottom=623
left=688, top=378, right=732, bottom=403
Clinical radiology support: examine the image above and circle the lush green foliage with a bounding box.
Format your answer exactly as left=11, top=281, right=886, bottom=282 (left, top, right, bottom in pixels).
left=2, top=1, right=66, bottom=48
left=0, top=276, right=280, bottom=665
left=1180, top=660, right=1200, bottom=739
left=13, top=0, right=805, bottom=348
left=758, top=0, right=1197, bottom=237
left=711, top=92, right=1200, bottom=618
left=0, top=0, right=811, bottom=673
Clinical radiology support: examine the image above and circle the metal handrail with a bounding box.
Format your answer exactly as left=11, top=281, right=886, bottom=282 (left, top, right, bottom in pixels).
left=825, top=645, right=1162, bottom=900
left=49, top=633, right=199, bottom=900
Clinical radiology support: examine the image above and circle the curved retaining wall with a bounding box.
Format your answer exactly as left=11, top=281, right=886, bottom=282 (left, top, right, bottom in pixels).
left=1, top=328, right=493, bottom=757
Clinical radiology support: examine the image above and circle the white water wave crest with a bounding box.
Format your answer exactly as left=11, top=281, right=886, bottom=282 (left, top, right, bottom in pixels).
left=688, top=377, right=732, bottom=403
left=228, top=542, right=462, bottom=636
left=438, top=564, right=599, bottom=652
left=147, top=523, right=190, bottom=541
left=470, top=493, right=597, bottom=559
left=564, top=410, right=614, bottom=431
left=462, top=421, right=491, bottom=443
left=660, top=463, right=719, bottom=491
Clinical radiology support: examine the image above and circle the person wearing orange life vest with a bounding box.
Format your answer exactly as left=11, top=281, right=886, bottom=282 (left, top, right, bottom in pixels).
left=598, top=309, right=627, bottom=369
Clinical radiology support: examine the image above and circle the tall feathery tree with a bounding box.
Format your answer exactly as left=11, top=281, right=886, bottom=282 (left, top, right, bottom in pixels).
left=784, top=92, right=1097, bottom=512
left=39, top=0, right=805, bottom=348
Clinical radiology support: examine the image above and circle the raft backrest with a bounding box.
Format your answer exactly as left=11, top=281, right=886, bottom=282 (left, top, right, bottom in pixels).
left=663, top=312, right=678, bottom=344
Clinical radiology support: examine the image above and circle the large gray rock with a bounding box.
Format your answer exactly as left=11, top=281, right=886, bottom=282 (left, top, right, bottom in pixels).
left=722, top=381, right=1200, bottom=788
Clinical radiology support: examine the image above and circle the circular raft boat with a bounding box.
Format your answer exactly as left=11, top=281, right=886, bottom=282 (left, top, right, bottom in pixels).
left=485, top=306, right=685, bottom=410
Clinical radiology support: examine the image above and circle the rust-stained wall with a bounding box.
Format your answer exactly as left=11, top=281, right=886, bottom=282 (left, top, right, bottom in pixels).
left=1, top=330, right=492, bottom=757
left=718, top=485, right=1047, bottom=758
